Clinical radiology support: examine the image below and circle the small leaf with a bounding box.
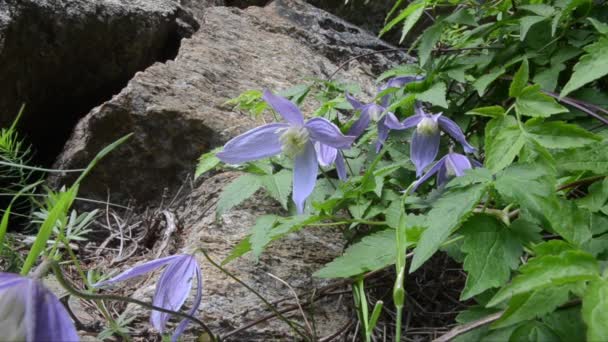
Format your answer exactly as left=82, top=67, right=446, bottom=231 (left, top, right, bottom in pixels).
left=473, top=67, right=505, bottom=96
left=561, top=36, right=608, bottom=97
left=445, top=8, right=477, bottom=26
left=261, top=169, right=292, bottom=209
left=487, top=250, right=599, bottom=307
left=510, top=59, right=529, bottom=98
left=516, top=85, right=568, bottom=117
left=582, top=279, right=608, bottom=341
left=223, top=237, right=252, bottom=265
left=379, top=1, right=424, bottom=38
left=519, top=4, right=556, bottom=17
left=588, top=18, right=608, bottom=35
left=577, top=178, right=608, bottom=213
left=249, top=215, right=279, bottom=259
left=418, top=21, right=444, bottom=66
left=216, top=174, right=263, bottom=217
left=532, top=63, right=566, bottom=91
left=484, top=117, right=526, bottom=172
left=410, top=182, right=489, bottom=272
left=553, top=140, right=608, bottom=174
left=195, top=148, right=222, bottom=179
left=416, top=82, right=448, bottom=108
left=400, top=3, right=425, bottom=43
left=520, top=16, right=546, bottom=42
left=466, top=105, right=505, bottom=118
left=526, top=120, right=601, bottom=149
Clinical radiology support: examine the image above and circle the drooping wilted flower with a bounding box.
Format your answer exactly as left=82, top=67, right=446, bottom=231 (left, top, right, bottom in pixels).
left=389, top=105, right=476, bottom=176
left=93, top=254, right=202, bottom=342
left=216, top=90, right=355, bottom=213
left=0, top=273, right=78, bottom=342
left=412, top=152, right=475, bottom=192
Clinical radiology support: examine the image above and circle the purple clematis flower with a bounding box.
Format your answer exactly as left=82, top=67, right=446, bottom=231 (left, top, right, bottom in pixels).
left=388, top=105, right=476, bottom=177
left=412, top=153, right=475, bottom=192
left=314, top=141, right=347, bottom=180
left=0, top=273, right=78, bottom=341
left=216, top=90, right=355, bottom=213
left=93, top=254, right=202, bottom=342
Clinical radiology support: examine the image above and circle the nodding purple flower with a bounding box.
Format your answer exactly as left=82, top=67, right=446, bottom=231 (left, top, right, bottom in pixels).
left=314, top=142, right=347, bottom=180
left=346, top=76, right=424, bottom=153
left=0, top=273, right=78, bottom=342
left=388, top=105, right=476, bottom=177
left=216, top=90, right=356, bottom=213
left=93, top=254, right=202, bottom=342
left=412, top=153, right=475, bottom=192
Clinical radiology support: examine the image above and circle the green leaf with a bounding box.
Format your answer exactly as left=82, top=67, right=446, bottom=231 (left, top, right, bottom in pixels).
left=460, top=215, right=522, bottom=300
left=261, top=169, right=292, bottom=210
left=553, top=140, right=608, bottom=174
left=445, top=8, right=477, bottom=26
left=588, top=18, right=608, bottom=35
left=519, top=4, right=556, bottom=17
left=222, top=237, right=252, bottom=265
left=520, top=16, right=547, bottom=41
left=473, top=67, right=505, bottom=96
left=543, top=307, right=587, bottom=342
left=0, top=206, right=11, bottom=255
left=516, top=85, right=568, bottom=117
left=510, top=59, right=529, bottom=98
left=582, top=279, right=608, bottom=342
left=416, top=82, right=448, bottom=108
left=487, top=250, right=599, bottom=307
left=509, top=321, right=560, bottom=341
left=195, top=148, right=221, bottom=179
left=544, top=198, right=592, bottom=246
left=418, top=21, right=444, bottom=66
left=399, top=3, right=425, bottom=43
left=249, top=215, right=279, bottom=259
left=216, top=174, right=263, bottom=217
left=466, top=105, right=505, bottom=118
left=525, top=120, right=601, bottom=149
left=410, top=183, right=488, bottom=272
left=315, top=229, right=408, bottom=278
left=577, top=178, right=608, bottom=212
left=379, top=1, right=424, bottom=38
left=492, top=285, right=572, bottom=329
left=484, top=117, right=526, bottom=172
left=561, top=37, right=608, bottom=97
left=533, top=63, right=565, bottom=91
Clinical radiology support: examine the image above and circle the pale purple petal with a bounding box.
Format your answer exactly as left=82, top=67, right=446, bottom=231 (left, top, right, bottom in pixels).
left=314, top=142, right=337, bottom=167
left=411, top=130, right=440, bottom=177
left=262, top=90, right=304, bottom=125
left=293, top=141, right=318, bottom=214
left=347, top=110, right=371, bottom=137
left=436, top=162, right=449, bottom=187
left=216, top=123, right=287, bottom=164
left=384, top=112, right=404, bottom=130
left=305, top=118, right=355, bottom=149
left=385, top=75, right=424, bottom=89
left=471, top=159, right=483, bottom=168
left=400, top=114, right=425, bottom=129
left=345, top=92, right=364, bottom=110
left=0, top=272, right=25, bottom=290
left=445, top=153, right=473, bottom=177
left=171, top=264, right=203, bottom=342
left=375, top=117, right=391, bottom=153
left=30, top=279, right=79, bottom=342
left=438, top=116, right=476, bottom=153
left=335, top=152, right=347, bottom=181
left=151, top=255, right=197, bottom=332
left=93, top=255, right=182, bottom=287
left=412, top=157, right=447, bottom=192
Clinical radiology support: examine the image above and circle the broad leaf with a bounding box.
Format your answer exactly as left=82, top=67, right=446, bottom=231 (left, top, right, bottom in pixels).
left=216, top=174, right=263, bottom=217
left=582, top=279, right=608, bottom=342
left=195, top=148, right=221, bottom=179
left=510, top=59, right=529, bottom=97
left=410, top=183, right=489, bottom=272
left=416, top=82, right=448, bottom=108
left=418, top=21, right=444, bottom=66
left=487, top=250, right=599, bottom=307
left=484, top=117, right=525, bottom=172
left=525, top=120, right=601, bottom=149
left=261, top=169, right=292, bottom=209
left=561, top=37, right=608, bottom=97
left=520, top=16, right=546, bottom=41
left=473, top=67, right=505, bottom=96
left=553, top=140, right=608, bottom=174
left=249, top=215, right=280, bottom=259
left=516, top=85, right=568, bottom=117
left=460, top=215, right=522, bottom=300
left=543, top=198, right=592, bottom=246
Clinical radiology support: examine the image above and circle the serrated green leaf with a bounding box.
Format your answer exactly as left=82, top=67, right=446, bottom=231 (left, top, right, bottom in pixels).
left=492, top=285, right=572, bottom=329
left=577, top=178, right=608, bottom=212
left=473, top=67, right=505, bottom=96
left=553, top=140, right=608, bottom=174
left=418, top=21, right=444, bottom=66
left=379, top=1, right=424, bottom=38
left=583, top=279, right=608, bottom=342
left=544, top=198, right=592, bottom=245
left=249, top=215, right=280, bottom=259
left=509, top=321, right=560, bottom=341
left=542, top=307, right=587, bottom=342
left=516, top=85, right=568, bottom=117
left=416, top=82, right=448, bottom=108
left=561, top=37, right=608, bottom=97
left=446, top=8, right=477, bottom=26
left=195, top=148, right=222, bottom=179
left=487, top=250, right=599, bottom=307
left=460, top=215, right=522, bottom=300
left=400, top=3, right=425, bottom=43
left=520, top=16, right=547, bottom=42
left=588, top=18, right=608, bottom=35
left=410, top=183, right=488, bottom=272
left=466, top=105, right=505, bottom=118
left=532, top=63, right=565, bottom=91
left=510, top=59, right=529, bottom=97
left=315, top=229, right=407, bottom=278
left=216, top=174, right=263, bottom=217
left=484, top=117, right=526, bottom=172
left=222, top=237, right=252, bottom=265
left=261, top=169, right=292, bottom=209
left=525, top=120, right=601, bottom=149
left=519, top=4, right=556, bottom=17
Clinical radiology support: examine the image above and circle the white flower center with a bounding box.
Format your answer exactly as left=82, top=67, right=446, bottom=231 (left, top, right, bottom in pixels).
left=0, top=287, right=27, bottom=341
left=369, top=107, right=382, bottom=122
left=279, top=126, right=309, bottom=158
left=416, top=117, right=439, bottom=135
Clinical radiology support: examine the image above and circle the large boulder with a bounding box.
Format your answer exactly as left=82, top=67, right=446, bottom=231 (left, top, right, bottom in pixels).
left=0, top=0, right=198, bottom=165
left=52, top=0, right=407, bottom=205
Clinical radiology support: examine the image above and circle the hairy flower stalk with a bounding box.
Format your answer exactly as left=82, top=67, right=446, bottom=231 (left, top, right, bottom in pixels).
left=217, top=90, right=355, bottom=213
left=412, top=152, right=475, bottom=191
left=0, top=273, right=78, bottom=342
left=387, top=105, right=476, bottom=176
left=93, top=254, right=203, bottom=342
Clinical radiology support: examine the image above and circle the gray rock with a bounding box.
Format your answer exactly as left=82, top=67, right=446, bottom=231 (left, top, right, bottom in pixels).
left=0, top=0, right=198, bottom=165
left=52, top=0, right=407, bottom=204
